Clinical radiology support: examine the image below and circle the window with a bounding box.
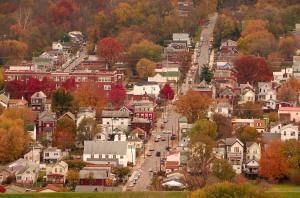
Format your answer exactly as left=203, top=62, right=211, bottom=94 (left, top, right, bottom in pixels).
left=234, top=147, right=239, bottom=153
left=54, top=153, right=58, bottom=156
left=104, top=85, right=111, bottom=90
left=291, top=132, right=295, bottom=136
left=45, top=153, right=49, bottom=157
left=60, top=168, right=62, bottom=173
left=55, top=168, right=57, bottom=173
left=284, top=131, right=286, bottom=136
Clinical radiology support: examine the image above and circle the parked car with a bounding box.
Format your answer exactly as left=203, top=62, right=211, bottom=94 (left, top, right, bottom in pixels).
left=149, top=147, right=155, bottom=151
left=161, top=136, right=166, bottom=141
left=156, top=151, right=161, bottom=157
left=170, top=134, right=177, bottom=140
left=162, top=130, right=171, bottom=134
left=154, top=137, right=159, bottom=142
left=147, top=152, right=152, bottom=157
left=156, top=135, right=161, bottom=139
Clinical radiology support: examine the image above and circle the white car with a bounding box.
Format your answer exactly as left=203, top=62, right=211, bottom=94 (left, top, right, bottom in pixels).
left=156, top=135, right=161, bottom=139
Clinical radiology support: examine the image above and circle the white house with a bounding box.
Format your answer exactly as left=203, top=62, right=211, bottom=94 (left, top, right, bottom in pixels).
left=43, top=147, right=62, bottom=164
left=214, top=102, right=232, bottom=117
left=279, top=124, right=299, bottom=141
left=8, top=159, right=39, bottom=184
left=148, top=73, right=167, bottom=84
left=215, top=138, right=244, bottom=174
left=46, top=161, right=68, bottom=184
left=273, top=68, right=293, bottom=83
left=278, top=106, right=300, bottom=123
left=238, top=90, right=255, bottom=104
left=83, top=140, right=136, bottom=167
left=129, top=82, right=160, bottom=97
left=172, top=33, right=191, bottom=47
left=24, top=148, right=41, bottom=165
left=52, top=42, right=63, bottom=50
left=101, top=110, right=131, bottom=134
left=270, top=123, right=282, bottom=134
left=165, top=152, right=181, bottom=174
left=76, top=107, right=96, bottom=127
left=243, top=142, right=261, bottom=175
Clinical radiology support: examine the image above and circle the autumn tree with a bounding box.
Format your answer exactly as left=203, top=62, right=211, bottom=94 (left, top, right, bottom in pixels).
left=128, top=39, right=162, bottom=71
left=77, top=118, right=101, bottom=146
left=213, top=114, right=233, bottom=139
left=0, top=39, right=28, bottom=64
left=277, top=78, right=300, bottom=103
left=174, top=90, right=212, bottom=123
left=259, top=141, right=289, bottom=182
left=212, top=159, right=236, bottom=181
left=113, top=3, right=134, bottom=27
left=159, top=83, right=175, bottom=101
left=236, top=126, right=258, bottom=144
left=6, top=80, right=25, bottom=99
left=200, top=64, right=213, bottom=83
left=136, top=58, right=156, bottom=79
left=279, top=36, right=298, bottom=60
left=176, top=51, right=191, bottom=81
left=73, top=81, right=107, bottom=113
left=282, top=140, right=300, bottom=184
left=52, top=88, right=77, bottom=116
left=67, top=169, right=80, bottom=190
left=189, top=119, right=217, bottom=140
left=61, top=78, right=76, bottom=91
left=233, top=55, right=273, bottom=85
left=53, top=117, right=76, bottom=150
left=236, top=102, right=264, bottom=119
left=0, top=118, right=31, bottom=163
left=116, top=28, right=145, bottom=50
left=109, top=84, right=126, bottom=107
left=2, top=107, right=36, bottom=124
left=96, top=37, right=123, bottom=70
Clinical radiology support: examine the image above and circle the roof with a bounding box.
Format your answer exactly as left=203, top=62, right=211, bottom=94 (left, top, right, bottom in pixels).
left=31, top=91, right=46, bottom=99
left=131, top=127, right=146, bottom=135
left=132, top=117, right=150, bottom=124
left=224, top=138, right=243, bottom=146
left=59, top=111, right=76, bottom=121
left=279, top=107, right=300, bottom=112
left=101, top=110, right=130, bottom=118
left=165, top=161, right=179, bottom=169
left=0, top=93, right=9, bottom=104
left=80, top=168, right=109, bottom=179
left=8, top=98, right=28, bottom=105
left=44, top=147, right=61, bottom=153
left=84, top=140, right=128, bottom=155
left=38, top=184, right=62, bottom=192
left=262, top=133, right=281, bottom=142
left=38, top=111, right=56, bottom=121
left=219, top=87, right=234, bottom=96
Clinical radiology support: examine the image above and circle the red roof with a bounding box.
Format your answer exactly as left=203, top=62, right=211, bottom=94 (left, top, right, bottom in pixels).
left=279, top=107, right=300, bottom=112
left=165, top=161, right=179, bottom=169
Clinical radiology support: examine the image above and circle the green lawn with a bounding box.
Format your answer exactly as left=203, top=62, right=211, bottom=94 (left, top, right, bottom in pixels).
left=267, top=184, right=300, bottom=198
left=0, top=192, right=188, bottom=198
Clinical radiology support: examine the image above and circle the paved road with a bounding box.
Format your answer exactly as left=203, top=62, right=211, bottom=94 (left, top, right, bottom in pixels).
left=128, top=106, right=180, bottom=191
left=181, top=13, right=218, bottom=94
left=62, top=46, right=87, bottom=72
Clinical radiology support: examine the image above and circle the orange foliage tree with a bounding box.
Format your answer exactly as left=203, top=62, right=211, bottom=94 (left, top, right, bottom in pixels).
left=52, top=117, right=76, bottom=150
left=259, top=141, right=289, bottom=182
left=73, top=81, right=107, bottom=113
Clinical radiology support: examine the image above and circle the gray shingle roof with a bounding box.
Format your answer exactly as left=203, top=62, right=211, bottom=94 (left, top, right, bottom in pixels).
left=101, top=111, right=130, bottom=118
left=84, top=141, right=128, bottom=156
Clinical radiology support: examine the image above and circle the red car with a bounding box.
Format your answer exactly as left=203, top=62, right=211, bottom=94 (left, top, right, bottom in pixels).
left=161, top=136, right=166, bottom=141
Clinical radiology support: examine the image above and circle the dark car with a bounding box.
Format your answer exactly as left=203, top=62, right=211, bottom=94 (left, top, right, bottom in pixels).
left=156, top=151, right=161, bottom=157
left=170, top=134, right=177, bottom=140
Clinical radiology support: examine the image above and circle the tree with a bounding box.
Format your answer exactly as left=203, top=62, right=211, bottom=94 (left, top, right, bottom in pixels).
left=0, top=185, right=5, bottom=193
left=176, top=51, right=191, bottom=81
left=52, top=88, right=77, bottom=116
left=67, top=169, right=79, bottom=190
left=113, top=3, right=134, bottom=26
left=259, top=141, right=289, bottom=182
left=96, top=37, right=123, bottom=70
left=136, top=58, right=156, bottom=79
left=279, top=36, right=298, bottom=60
left=6, top=80, right=25, bottom=99
left=73, top=81, right=107, bottom=113
left=2, top=107, right=35, bottom=123
left=113, top=167, right=131, bottom=182
left=189, top=119, right=217, bottom=140
left=61, top=78, right=76, bottom=91
left=212, top=159, right=236, bottom=181
left=236, top=102, right=264, bottom=119
left=127, top=39, right=162, bottom=71
left=0, top=39, right=28, bottom=64
left=282, top=140, right=300, bottom=170
left=277, top=78, right=300, bottom=103
left=213, top=114, right=233, bottom=139
left=52, top=117, right=76, bottom=150
left=191, top=182, right=268, bottom=198
left=109, top=84, right=126, bottom=107
left=200, top=64, right=213, bottom=83
left=159, top=83, right=175, bottom=101
left=175, top=90, right=212, bottom=123
left=0, top=118, right=30, bottom=163
left=236, top=126, right=258, bottom=144
left=116, top=28, right=145, bottom=50
left=77, top=118, right=101, bottom=145
left=233, top=55, right=273, bottom=85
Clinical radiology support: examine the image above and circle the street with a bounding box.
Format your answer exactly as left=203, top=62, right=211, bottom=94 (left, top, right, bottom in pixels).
left=127, top=106, right=180, bottom=191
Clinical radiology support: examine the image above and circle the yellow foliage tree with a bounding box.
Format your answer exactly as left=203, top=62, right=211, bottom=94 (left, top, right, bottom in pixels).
left=136, top=58, right=156, bottom=79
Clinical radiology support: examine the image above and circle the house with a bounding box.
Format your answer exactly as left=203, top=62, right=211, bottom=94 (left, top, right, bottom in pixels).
left=131, top=117, right=152, bottom=134
left=101, top=110, right=131, bottom=134
left=243, top=142, right=261, bottom=176
left=129, top=82, right=160, bottom=97
left=172, top=33, right=191, bottom=47
left=46, top=161, right=68, bottom=184
left=130, top=127, right=147, bottom=141
left=24, top=148, right=41, bottom=165
left=216, top=40, right=239, bottom=62
left=165, top=152, right=181, bottom=174
left=8, top=159, right=39, bottom=184
left=212, top=101, right=233, bottom=117
left=31, top=91, right=47, bottom=112
left=83, top=140, right=136, bottom=167
left=232, top=119, right=266, bottom=133
left=78, top=165, right=114, bottom=187
left=218, top=87, right=235, bottom=101
left=270, top=123, right=282, bottom=133
left=238, top=89, right=255, bottom=104
left=0, top=93, right=9, bottom=108
left=37, top=111, right=56, bottom=141
left=58, top=111, right=76, bottom=123
left=148, top=73, right=168, bottom=84
left=43, top=147, right=62, bottom=164
left=278, top=106, right=300, bottom=123
left=215, top=138, right=244, bottom=174
left=154, top=66, right=180, bottom=83
left=273, top=68, right=293, bottom=83
left=38, top=184, right=63, bottom=193
left=257, top=82, right=276, bottom=102
left=279, top=124, right=299, bottom=141
left=292, top=56, right=300, bottom=79
left=133, top=100, right=156, bottom=124
left=76, top=107, right=96, bottom=127
left=8, top=98, right=28, bottom=108
left=192, top=81, right=216, bottom=99
left=0, top=167, right=14, bottom=184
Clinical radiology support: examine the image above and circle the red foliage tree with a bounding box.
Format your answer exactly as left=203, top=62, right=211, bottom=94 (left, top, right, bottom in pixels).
left=259, top=141, right=289, bottom=182
left=61, top=78, right=76, bottom=91
left=233, top=55, right=273, bottom=85
left=25, top=77, right=42, bottom=100
left=40, top=77, right=56, bottom=96
left=6, top=80, right=25, bottom=99
left=109, top=84, right=126, bottom=107
left=159, top=83, right=175, bottom=100
left=49, top=0, right=75, bottom=25
left=96, top=37, right=123, bottom=70
left=0, top=185, right=5, bottom=193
